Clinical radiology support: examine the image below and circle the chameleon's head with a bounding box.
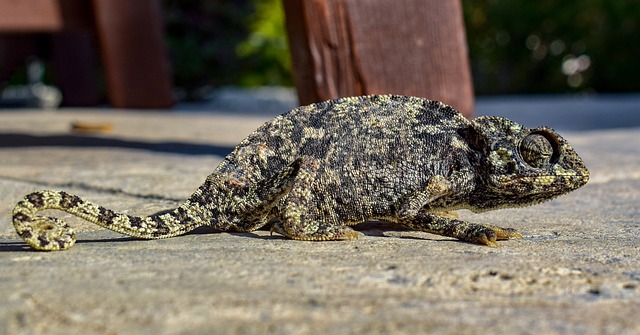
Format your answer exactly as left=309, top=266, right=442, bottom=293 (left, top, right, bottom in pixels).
left=461, top=116, right=589, bottom=211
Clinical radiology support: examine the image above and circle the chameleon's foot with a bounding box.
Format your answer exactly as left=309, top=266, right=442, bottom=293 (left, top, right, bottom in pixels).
left=484, top=224, right=523, bottom=240
left=478, top=234, right=500, bottom=248
left=270, top=222, right=359, bottom=241
left=476, top=225, right=522, bottom=247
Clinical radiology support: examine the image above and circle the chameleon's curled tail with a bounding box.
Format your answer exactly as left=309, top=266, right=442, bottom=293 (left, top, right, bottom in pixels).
left=13, top=190, right=205, bottom=251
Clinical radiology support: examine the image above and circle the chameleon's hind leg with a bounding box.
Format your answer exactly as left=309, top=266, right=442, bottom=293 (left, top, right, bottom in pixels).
left=268, top=157, right=358, bottom=241
left=210, top=155, right=320, bottom=232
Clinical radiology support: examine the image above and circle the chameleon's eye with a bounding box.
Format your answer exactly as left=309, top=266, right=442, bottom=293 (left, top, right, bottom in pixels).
left=519, top=132, right=556, bottom=168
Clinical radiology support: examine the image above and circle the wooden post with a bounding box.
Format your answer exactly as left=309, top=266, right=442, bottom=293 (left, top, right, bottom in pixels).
left=283, top=0, right=475, bottom=117
left=92, top=0, right=174, bottom=108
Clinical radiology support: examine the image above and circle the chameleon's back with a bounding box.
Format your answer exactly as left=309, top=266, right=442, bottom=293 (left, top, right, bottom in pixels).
left=214, top=95, right=474, bottom=186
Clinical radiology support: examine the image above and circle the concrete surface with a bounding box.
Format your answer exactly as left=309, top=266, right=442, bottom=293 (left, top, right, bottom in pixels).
left=1, top=92, right=639, bottom=334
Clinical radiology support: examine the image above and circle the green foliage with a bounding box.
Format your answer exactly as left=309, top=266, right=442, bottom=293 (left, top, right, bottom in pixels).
left=463, top=0, right=640, bottom=94
left=162, top=0, right=291, bottom=99
left=235, top=0, right=292, bottom=87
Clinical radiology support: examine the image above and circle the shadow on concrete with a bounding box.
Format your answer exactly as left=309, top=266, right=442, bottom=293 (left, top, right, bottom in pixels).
left=0, top=133, right=234, bottom=156
left=0, top=241, right=31, bottom=252
left=0, top=237, right=139, bottom=252
left=0, top=227, right=273, bottom=253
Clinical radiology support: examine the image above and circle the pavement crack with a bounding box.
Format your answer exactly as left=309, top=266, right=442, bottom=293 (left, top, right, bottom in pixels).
left=0, top=175, right=183, bottom=202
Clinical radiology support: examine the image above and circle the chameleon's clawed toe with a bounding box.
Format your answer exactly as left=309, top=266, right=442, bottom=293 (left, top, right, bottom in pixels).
left=344, top=230, right=359, bottom=240
left=485, top=225, right=523, bottom=240
left=269, top=222, right=286, bottom=237
left=436, top=211, right=459, bottom=218
left=479, top=235, right=500, bottom=248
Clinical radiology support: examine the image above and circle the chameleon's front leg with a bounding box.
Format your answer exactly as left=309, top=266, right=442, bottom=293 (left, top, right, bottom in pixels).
left=395, top=174, right=522, bottom=246
left=395, top=213, right=522, bottom=247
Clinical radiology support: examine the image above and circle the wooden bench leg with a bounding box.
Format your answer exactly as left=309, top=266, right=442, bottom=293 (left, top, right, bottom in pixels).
left=92, top=0, right=173, bottom=108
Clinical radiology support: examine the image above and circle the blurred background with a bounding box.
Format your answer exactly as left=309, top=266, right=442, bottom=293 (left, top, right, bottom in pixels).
left=1, top=0, right=639, bottom=105
left=162, top=0, right=640, bottom=98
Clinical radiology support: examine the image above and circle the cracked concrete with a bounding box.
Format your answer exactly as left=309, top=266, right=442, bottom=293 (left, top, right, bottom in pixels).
left=1, top=94, right=639, bottom=334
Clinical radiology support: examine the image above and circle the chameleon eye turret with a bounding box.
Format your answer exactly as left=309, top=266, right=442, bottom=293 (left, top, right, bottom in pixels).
left=519, top=132, right=556, bottom=169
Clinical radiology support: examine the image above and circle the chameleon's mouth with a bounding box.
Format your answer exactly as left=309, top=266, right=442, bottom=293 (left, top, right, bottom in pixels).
left=471, top=171, right=589, bottom=213
left=496, top=168, right=590, bottom=195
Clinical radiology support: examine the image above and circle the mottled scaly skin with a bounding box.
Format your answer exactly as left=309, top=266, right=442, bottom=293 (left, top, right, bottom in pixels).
left=12, top=95, right=590, bottom=251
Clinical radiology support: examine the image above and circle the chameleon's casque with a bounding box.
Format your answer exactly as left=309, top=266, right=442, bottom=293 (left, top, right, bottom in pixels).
left=13, top=95, right=589, bottom=251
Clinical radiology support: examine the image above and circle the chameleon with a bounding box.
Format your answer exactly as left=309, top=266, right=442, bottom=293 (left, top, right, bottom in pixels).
left=12, top=95, right=589, bottom=251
